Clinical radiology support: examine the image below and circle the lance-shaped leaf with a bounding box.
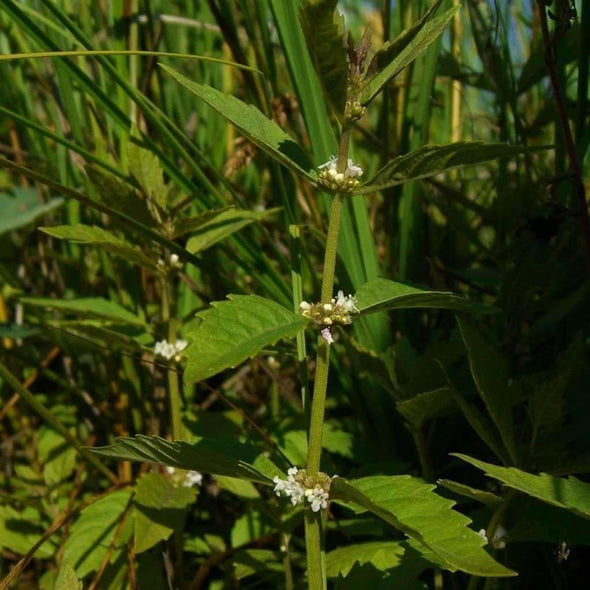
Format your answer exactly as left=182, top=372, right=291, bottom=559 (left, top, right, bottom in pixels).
left=331, top=476, right=515, bottom=577
left=40, top=224, right=157, bottom=269
left=19, top=296, right=146, bottom=326
left=299, top=0, right=348, bottom=117
left=161, top=64, right=316, bottom=182
left=355, top=278, right=494, bottom=316
left=184, top=295, right=306, bottom=384
left=91, top=434, right=279, bottom=484
left=360, top=3, right=456, bottom=106
left=183, top=207, right=280, bottom=253
left=127, top=141, right=169, bottom=210
left=455, top=454, right=590, bottom=520
left=457, top=318, right=517, bottom=464
left=358, top=142, right=551, bottom=193
left=0, top=187, right=64, bottom=235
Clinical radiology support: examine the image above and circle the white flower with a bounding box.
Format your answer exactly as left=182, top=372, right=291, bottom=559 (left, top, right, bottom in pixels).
left=154, top=339, right=188, bottom=361
left=333, top=290, right=358, bottom=314
left=321, top=328, right=334, bottom=344
left=165, top=466, right=203, bottom=487
left=318, top=156, right=363, bottom=178
left=344, top=161, right=363, bottom=178
left=305, top=487, right=329, bottom=512
left=477, top=529, right=488, bottom=543
left=492, top=525, right=507, bottom=549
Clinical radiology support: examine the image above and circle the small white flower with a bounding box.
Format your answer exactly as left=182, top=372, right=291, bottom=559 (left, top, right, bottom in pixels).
left=184, top=470, right=203, bottom=487
left=154, top=339, right=188, bottom=361
left=170, top=253, right=179, bottom=265
left=477, top=529, right=488, bottom=543
left=321, top=328, right=334, bottom=344
left=492, top=525, right=507, bottom=549
left=305, top=487, right=329, bottom=512
left=334, top=290, right=359, bottom=314
left=318, top=155, right=338, bottom=171
left=344, top=160, right=363, bottom=178
left=299, top=301, right=311, bottom=311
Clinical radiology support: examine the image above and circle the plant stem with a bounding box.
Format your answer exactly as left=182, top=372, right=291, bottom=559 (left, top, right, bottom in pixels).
left=304, top=125, right=351, bottom=590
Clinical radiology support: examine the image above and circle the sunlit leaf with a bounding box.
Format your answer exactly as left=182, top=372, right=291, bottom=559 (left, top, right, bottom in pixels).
left=360, top=3, right=456, bottom=106
left=161, top=64, right=317, bottom=181
left=332, top=476, right=515, bottom=576
left=326, top=541, right=405, bottom=578
left=0, top=187, right=64, bottom=235
left=184, top=295, right=306, bottom=384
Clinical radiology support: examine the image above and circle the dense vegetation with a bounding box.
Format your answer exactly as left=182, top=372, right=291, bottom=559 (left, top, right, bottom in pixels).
left=0, top=0, right=588, bottom=588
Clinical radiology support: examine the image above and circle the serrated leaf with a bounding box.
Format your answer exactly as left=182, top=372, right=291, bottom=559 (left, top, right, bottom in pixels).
left=184, top=295, right=306, bottom=384
left=326, top=541, right=405, bottom=578
left=184, top=207, right=280, bottom=253
left=20, top=296, right=146, bottom=326
left=360, top=4, right=457, bottom=106
left=457, top=318, right=517, bottom=464
left=161, top=64, right=316, bottom=181
left=127, top=142, right=169, bottom=210
left=437, top=479, right=502, bottom=508
left=0, top=187, right=64, bottom=235
left=40, top=224, right=157, bottom=269
left=396, top=387, right=454, bottom=427
left=358, top=142, right=550, bottom=193
left=90, top=434, right=279, bottom=484
left=355, top=278, right=493, bottom=316
left=85, top=165, right=155, bottom=228
left=455, top=454, right=590, bottom=520
left=331, top=476, right=515, bottom=577
left=299, top=0, right=348, bottom=116
left=134, top=472, right=196, bottom=553
left=53, top=563, right=83, bottom=590
left=62, top=490, right=132, bottom=578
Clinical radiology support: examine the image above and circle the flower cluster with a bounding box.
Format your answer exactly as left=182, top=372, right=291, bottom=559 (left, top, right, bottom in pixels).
left=154, top=339, right=188, bottom=362
left=165, top=466, right=203, bottom=487
left=300, top=291, right=359, bottom=343
left=157, top=253, right=183, bottom=271
left=273, top=467, right=334, bottom=512
left=317, top=156, right=363, bottom=192
left=345, top=100, right=366, bottom=122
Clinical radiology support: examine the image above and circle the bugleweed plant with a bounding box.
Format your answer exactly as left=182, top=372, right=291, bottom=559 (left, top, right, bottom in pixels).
left=1, top=0, right=589, bottom=588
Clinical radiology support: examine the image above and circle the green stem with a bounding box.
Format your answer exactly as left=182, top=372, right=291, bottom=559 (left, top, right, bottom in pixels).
left=304, top=125, right=351, bottom=590
left=162, top=273, right=184, bottom=441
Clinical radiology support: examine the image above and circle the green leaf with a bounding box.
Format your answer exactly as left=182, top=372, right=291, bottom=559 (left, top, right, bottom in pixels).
left=62, top=490, right=132, bottom=578
left=127, top=142, right=169, bottom=210
left=457, top=318, right=517, bottom=464
left=455, top=454, right=590, bottom=520
left=358, top=142, right=551, bottom=193
left=396, top=387, right=454, bottom=428
left=299, top=0, right=348, bottom=116
left=160, top=64, right=316, bottom=182
left=20, top=296, right=146, bottom=326
left=355, top=278, right=493, bottom=316
left=40, top=224, right=157, bottom=269
left=359, top=4, right=457, bottom=106
left=85, top=165, right=155, bottom=228
left=0, top=506, right=55, bottom=559
left=90, top=434, right=278, bottom=484
left=0, top=187, right=64, bottom=235
left=331, top=476, right=515, bottom=577
left=38, top=428, right=76, bottom=485
left=233, top=549, right=283, bottom=580
left=184, top=295, right=306, bottom=384
left=133, top=472, right=197, bottom=553
left=437, top=479, right=502, bottom=508
left=53, top=563, right=83, bottom=590
left=215, top=475, right=260, bottom=499
left=326, top=541, right=405, bottom=578
left=184, top=207, right=280, bottom=254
